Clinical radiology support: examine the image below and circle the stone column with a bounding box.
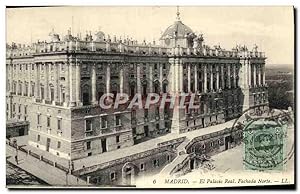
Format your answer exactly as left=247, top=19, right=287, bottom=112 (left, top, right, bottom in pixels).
left=120, top=65, right=124, bottom=94
left=149, top=65, right=153, bottom=93
left=245, top=61, right=249, bottom=88
left=65, top=62, right=70, bottom=106
left=21, top=64, right=25, bottom=96
left=204, top=64, right=207, bottom=93
left=76, top=62, right=81, bottom=105
left=216, top=65, right=219, bottom=90
left=227, top=65, right=231, bottom=89
left=210, top=65, right=213, bottom=91
left=45, top=63, right=49, bottom=100
left=9, top=63, right=13, bottom=93
left=194, top=65, right=198, bottom=92
left=106, top=64, right=111, bottom=94
left=159, top=63, right=163, bottom=91
left=262, top=64, right=266, bottom=85
left=253, top=64, right=256, bottom=86
left=173, top=61, right=176, bottom=93
left=221, top=64, right=224, bottom=89
left=59, top=63, right=63, bottom=103
left=91, top=63, right=97, bottom=104
left=249, top=63, right=252, bottom=87
left=35, top=63, right=40, bottom=99
left=69, top=62, right=76, bottom=107
left=179, top=61, right=183, bottom=92
left=187, top=63, right=191, bottom=93
left=28, top=63, right=31, bottom=97
left=233, top=64, right=236, bottom=88
left=137, top=64, right=141, bottom=94
left=54, top=62, right=59, bottom=103
left=258, top=64, right=261, bottom=86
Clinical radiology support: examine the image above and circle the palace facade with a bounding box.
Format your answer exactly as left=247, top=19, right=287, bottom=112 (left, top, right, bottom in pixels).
left=6, top=11, right=268, bottom=160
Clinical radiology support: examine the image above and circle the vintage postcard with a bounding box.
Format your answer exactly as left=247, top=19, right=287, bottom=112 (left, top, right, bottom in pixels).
left=5, top=6, right=295, bottom=189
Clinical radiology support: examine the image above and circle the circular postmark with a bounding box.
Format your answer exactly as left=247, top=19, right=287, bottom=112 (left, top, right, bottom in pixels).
left=243, top=118, right=286, bottom=170
left=231, top=106, right=294, bottom=171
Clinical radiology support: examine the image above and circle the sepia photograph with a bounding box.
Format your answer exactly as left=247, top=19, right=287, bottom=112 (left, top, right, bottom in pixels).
left=4, top=5, right=295, bottom=189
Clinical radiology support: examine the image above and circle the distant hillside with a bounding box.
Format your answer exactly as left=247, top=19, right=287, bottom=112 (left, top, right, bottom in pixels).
left=265, top=64, right=294, bottom=77
left=266, top=64, right=294, bottom=71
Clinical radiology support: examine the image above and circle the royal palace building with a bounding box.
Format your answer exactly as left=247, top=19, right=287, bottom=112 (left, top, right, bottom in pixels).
left=6, top=11, right=268, bottom=160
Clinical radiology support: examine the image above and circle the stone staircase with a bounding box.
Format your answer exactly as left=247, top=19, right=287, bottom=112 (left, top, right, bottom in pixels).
left=160, top=137, right=191, bottom=176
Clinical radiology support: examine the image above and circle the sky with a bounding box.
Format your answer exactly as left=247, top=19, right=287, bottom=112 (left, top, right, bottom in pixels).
left=6, top=6, right=294, bottom=66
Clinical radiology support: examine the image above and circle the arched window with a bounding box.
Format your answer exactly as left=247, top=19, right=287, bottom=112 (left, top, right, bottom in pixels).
left=60, top=86, right=65, bottom=103
left=24, top=82, right=28, bottom=96
left=31, top=83, right=35, bottom=97
left=97, top=84, right=105, bottom=102
left=18, top=82, right=22, bottom=95
left=40, top=84, right=44, bottom=99
left=142, top=83, right=147, bottom=97
left=183, top=79, right=188, bottom=93
left=190, top=82, right=194, bottom=93
left=50, top=85, right=54, bottom=101
left=153, top=80, right=160, bottom=94
left=162, top=80, right=168, bottom=93
left=13, top=82, right=16, bottom=94
left=129, top=82, right=136, bottom=98
left=82, top=85, right=90, bottom=105
left=111, top=83, right=118, bottom=100
left=199, top=81, right=203, bottom=93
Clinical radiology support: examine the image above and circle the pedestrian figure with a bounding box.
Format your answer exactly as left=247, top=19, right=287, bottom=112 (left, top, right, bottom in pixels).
left=71, top=161, right=74, bottom=173
left=15, top=155, right=18, bottom=164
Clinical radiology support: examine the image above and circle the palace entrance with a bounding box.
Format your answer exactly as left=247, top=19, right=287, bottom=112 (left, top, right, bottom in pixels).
left=122, top=162, right=137, bottom=186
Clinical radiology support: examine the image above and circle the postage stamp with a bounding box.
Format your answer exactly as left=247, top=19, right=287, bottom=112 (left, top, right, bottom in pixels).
left=242, top=109, right=293, bottom=171
left=243, top=118, right=286, bottom=171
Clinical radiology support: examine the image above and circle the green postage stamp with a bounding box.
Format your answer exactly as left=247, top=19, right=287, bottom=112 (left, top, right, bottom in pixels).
left=243, top=114, right=288, bottom=171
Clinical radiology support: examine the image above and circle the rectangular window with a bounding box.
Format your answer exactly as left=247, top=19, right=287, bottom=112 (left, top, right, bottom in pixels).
left=37, top=114, right=40, bottom=125
left=86, top=141, right=91, bottom=150
left=131, top=110, right=136, bottom=119
left=47, top=117, right=51, bottom=127
left=18, top=105, right=21, bottom=113
left=132, top=127, right=136, bottom=135
left=156, top=107, right=159, bottom=116
left=58, top=119, right=61, bottom=130
left=62, top=92, right=65, bottom=102
left=140, top=163, right=145, bottom=170
left=153, top=159, right=159, bottom=167
left=57, top=141, right=61, bottom=149
left=85, top=119, right=92, bottom=131
left=24, top=106, right=27, bottom=114
left=156, top=123, right=160, bottom=130
left=110, top=172, right=116, bottom=181
left=37, top=135, right=40, bottom=141
left=101, top=116, right=107, bottom=129
left=116, top=135, right=120, bottom=143
left=31, top=84, right=35, bottom=97
left=61, top=64, right=65, bottom=72
left=115, top=114, right=121, bottom=126
left=167, top=155, right=170, bottom=162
